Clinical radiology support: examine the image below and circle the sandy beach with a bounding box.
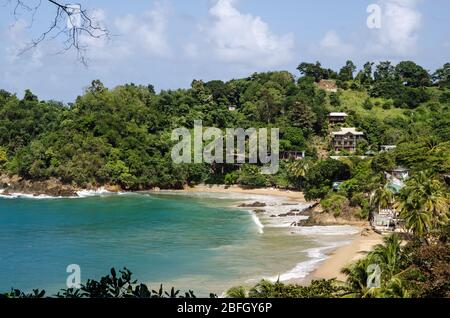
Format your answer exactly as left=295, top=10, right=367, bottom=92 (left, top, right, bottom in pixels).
left=305, top=229, right=383, bottom=282
left=173, top=184, right=307, bottom=202
left=171, top=185, right=384, bottom=283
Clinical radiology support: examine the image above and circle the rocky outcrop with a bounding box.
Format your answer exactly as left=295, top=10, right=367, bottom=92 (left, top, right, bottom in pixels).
left=292, top=202, right=366, bottom=227
left=278, top=209, right=302, bottom=217
left=0, top=175, right=77, bottom=197
left=238, top=201, right=267, bottom=208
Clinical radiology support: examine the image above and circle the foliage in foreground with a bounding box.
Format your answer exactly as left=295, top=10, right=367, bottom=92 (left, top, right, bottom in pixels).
left=226, top=234, right=450, bottom=299
left=227, top=279, right=346, bottom=298
left=1, top=268, right=216, bottom=299
left=2, top=233, right=449, bottom=299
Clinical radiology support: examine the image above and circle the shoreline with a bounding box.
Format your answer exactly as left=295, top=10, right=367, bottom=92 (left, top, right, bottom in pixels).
left=163, top=185, right=383, bottom=284
left=162, top=184, right=307, bottom=202
left=302, top=228, right=383, bottom=283
left=2, top=183, right=382, bottom=286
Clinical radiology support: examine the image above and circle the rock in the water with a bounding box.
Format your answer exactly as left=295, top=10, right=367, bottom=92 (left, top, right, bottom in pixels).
left=238, top=201, right=267, bottom=208
left=278, top=209, right=302, bottom=217
left=253, top=209, right=266, bottom=213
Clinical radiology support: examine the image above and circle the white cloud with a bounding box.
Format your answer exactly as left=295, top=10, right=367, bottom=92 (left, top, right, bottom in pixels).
left=115, top=4, right=171, bottom=58
left=367, top=0, right=422, bottom=56
left=185, top=0, right=294, bottom=67
left=311, top=30, right=354, bottom=57
left=81, top=3, right=172, bottom=61
left=4, top=19, right=43, bottom=68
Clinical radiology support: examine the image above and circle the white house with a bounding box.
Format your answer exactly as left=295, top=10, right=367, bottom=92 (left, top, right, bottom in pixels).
left=331, top=127, right=365, bottom=152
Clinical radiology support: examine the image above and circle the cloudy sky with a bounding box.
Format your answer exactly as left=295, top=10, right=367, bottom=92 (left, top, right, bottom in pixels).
left=0, top=0, right=449, bottom=102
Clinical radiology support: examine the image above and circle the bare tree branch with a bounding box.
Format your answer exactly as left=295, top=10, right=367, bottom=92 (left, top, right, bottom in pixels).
left=8, top=0, right=110, bottom=66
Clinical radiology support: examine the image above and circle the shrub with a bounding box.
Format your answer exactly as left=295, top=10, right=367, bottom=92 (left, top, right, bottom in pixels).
left=383, top=100, right=393, bottom=109
left=237, top=165, right=267, bottom=188
left=321, top=194, right=349, bottom=217
left=227, top=279, right=344, bottom=298
left=303, top=159, right=351, bottom=200
left=224, top=172, right=239, bottom=185
left=363, top=98, right=373, bottom=110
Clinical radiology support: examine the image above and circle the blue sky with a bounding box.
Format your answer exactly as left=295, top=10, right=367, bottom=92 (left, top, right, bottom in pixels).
left=0, top=0, right=449, bottom=102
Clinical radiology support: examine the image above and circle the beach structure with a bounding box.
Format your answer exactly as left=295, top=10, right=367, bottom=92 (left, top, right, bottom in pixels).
left=386, top=167, right=410, bottom=181
left=331, top=127, right=364, bottom=152
left=380, top=145, right=397, bottom=152
left=383, top=167, right=409, bottom=194
left=280, top=151, right=305, bottom=160
left=372, top=168, right=410, bottom=234
left=372, top=208, right=398, bottom=233
left=328, top=112, right=348, bottom=124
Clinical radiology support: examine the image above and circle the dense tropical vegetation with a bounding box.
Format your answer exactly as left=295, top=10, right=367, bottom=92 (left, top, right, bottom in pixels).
left=0, top=60, right=448, bottom=193
left=1, top=60, right=449, bottom=298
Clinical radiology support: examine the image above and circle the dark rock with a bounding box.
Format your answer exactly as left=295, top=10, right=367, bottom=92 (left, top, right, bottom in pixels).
left=238, top=201, right=267, bottom=208
left=253, top=209, right=266, bottom=214
left=278, top=209, right=303, bottom=217
left=0, top=175, right=78, bottom=197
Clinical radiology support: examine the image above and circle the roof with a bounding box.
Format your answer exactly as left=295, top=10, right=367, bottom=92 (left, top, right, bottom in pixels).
left=329, top=112, right=348, bottom=117
left=331, top=127, right=364, bottom=136
left=386, top=182, right=403, bottom=194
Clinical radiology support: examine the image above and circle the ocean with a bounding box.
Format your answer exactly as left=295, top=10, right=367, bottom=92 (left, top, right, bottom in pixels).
left=0, top=191, right=358, bottom=296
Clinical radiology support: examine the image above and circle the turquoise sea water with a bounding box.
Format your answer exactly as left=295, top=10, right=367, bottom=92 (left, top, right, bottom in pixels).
left=0, top=192, right=356, bottom=296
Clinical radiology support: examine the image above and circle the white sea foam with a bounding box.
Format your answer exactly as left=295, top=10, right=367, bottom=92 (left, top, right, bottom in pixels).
left=0, top=192, right=62, bottom=199
left=250, top=212, right=264, bottom=234
left=227, top=194, right=313, bottom=230
left=75, top=187, right=111, bottom=198
left=0, top=187, right=125, bottom=200
left=267, top=241, right=352, bottom=282
left=293, top=225, right=360, bottom=236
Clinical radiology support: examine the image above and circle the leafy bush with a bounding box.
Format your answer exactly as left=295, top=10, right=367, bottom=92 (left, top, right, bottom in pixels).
left=224, top=171, right=239, bottom=185
left=303, top=159, right=351, bottom=200
left=227, top=279, right=345, bottom=298
left=321, top=194, right=349, bottom=217
left=237, top=165, right=267, bottom=188
left=1, top=268, right=213, bottom=299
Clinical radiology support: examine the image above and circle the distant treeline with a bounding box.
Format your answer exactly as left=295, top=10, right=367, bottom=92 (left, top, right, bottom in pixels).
left=0, top=61, right=448, bottom=193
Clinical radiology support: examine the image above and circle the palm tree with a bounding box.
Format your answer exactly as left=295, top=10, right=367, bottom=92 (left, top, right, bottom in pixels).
left=342, top=234, right=413, bottom=298
left=370, top=186, right=394, bottom=214
left=287, top=159, right=311, bottom=188
left=380, top=277, right=412, bottom=298
left=420, top=175, right=449, bottom=228
left=287, top=159, right=310, bottom=178
left=369, top=234, right=404, bottom=280
left=226, top=286, right=247, bottom=298
left=395, top=171, right=448, bottom=237
left=341, top=257, right=379, bottom=298
left=396, top=192, right=432, bottom=237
